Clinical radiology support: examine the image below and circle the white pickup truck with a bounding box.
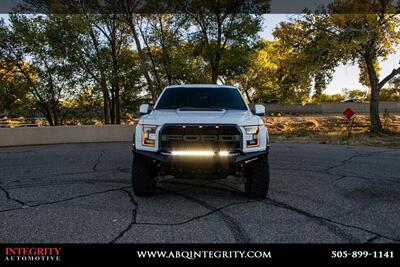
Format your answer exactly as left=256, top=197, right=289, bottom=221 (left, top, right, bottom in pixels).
left=132, top=84, right=270, bottom=198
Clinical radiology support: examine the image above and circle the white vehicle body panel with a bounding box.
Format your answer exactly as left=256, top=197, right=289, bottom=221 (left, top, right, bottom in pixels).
left=135, top=85, right=269, bottom=153
left=141, top=109, right=262, bottom=126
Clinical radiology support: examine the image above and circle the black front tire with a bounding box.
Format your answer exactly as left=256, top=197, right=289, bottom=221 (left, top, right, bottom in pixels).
left=131, top=154, right=155, bottom=196
left=245, top=156, right=270, bottom=198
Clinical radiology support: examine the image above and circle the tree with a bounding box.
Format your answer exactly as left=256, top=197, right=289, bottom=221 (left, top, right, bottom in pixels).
left=390, top=76, right=400, bottom=89
left=135, top=14, right=187, bottom=86
left=286, top=1, right=400, bottom=132
left=229, top=39, right=282, bottom=103
left=92, top=13, right=131, bottom=124
left=188, top=3, right=263, bottom=83
left=1, top=15, right=75, bottom=126
left=0, top=60, right=31, bottom=116
left=117, top=1, right=161, bottom=102
left=346, top=89, right=368, bottom=101
left=232, top=34, right=334, bottom=104
left=333, top=2, right=400, bottom=133
left=319, top=93, right=344, bottom=102
left=272, top=17, right=341, bottom=104
left=379, top=88, right=400, bottom=101
left=39, top=9, right=143, bottom=124
left=51, top=14, right=114, bottom=124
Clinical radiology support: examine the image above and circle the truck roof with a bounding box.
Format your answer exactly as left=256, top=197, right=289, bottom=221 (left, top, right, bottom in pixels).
left=165, top=84, right=238, bottom=89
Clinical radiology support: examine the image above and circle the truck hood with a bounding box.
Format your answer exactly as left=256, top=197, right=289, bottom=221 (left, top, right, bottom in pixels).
left=140, top=109, right=262, bottom=126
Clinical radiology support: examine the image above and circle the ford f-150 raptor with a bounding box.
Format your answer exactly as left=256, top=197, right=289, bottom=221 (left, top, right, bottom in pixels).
left=132, top=84, right=270, bottom=198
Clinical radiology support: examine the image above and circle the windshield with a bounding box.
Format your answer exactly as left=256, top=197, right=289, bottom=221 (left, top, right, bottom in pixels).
left=155, top=87, right=248, bottom=110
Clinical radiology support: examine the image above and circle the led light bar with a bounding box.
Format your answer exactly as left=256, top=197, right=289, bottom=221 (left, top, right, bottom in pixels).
left=218, top=151, right=229, bottom=156
left=171, top=151, right=230, bottom=157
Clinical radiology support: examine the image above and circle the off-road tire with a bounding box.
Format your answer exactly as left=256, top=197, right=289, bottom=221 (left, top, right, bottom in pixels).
left=245, top=156, right=270, bottom=198
left=131, top=154, right=155, bottom=196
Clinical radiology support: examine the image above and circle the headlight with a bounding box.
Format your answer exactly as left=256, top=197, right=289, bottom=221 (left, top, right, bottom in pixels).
left=142, top=125, right=157, bottom=147
left=244, top=126, right=259, bottom=135
left=244, top=126, right=259, bottom=147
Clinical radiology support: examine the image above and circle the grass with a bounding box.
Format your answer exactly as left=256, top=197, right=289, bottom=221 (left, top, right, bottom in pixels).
left=264, top=114, right=400, bottom=148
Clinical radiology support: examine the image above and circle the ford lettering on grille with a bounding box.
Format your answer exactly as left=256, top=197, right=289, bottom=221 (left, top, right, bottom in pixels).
left=161, top=135, right=240, bottom=142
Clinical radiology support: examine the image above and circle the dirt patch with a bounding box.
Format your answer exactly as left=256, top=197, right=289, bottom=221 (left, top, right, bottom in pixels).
left=265, top=114, right=400, bottom=148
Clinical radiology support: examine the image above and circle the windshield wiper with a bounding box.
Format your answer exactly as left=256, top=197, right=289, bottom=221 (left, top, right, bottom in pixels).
left=157, top=106, right=232, bottom=111
left=208, top=106, right=230, bottom=110
left=156, top=105, right=181, bottom=109
left=178, top=107, right=225, bottom=111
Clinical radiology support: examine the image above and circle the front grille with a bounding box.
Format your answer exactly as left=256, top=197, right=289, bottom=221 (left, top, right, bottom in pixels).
left=160, top=124, right=241, bottom=152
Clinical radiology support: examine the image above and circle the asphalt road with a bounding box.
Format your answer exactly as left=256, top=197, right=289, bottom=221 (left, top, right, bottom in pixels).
left=0, top=142, right=399, bottom=243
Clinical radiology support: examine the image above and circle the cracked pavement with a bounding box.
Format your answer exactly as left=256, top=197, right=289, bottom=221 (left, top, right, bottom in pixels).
left=0, top=142, right=399, bottom=243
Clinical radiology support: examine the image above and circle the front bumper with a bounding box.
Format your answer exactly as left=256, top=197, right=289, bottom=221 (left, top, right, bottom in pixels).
left=132, top=147, right=268, bottom=164
left=132, top=147, right=268, bottom=178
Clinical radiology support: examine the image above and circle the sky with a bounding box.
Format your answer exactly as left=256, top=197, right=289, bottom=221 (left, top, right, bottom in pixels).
left=1, top=13, right=399, bottom=94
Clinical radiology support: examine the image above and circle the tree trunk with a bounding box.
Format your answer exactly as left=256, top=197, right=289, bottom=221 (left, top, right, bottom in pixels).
left=138, top=22, right=163, bottom=91
left=211, top=13, right=222, bottom=84
left=103, top=90, right=111, bottom=124
left=110, top=37, right=121, bottom=124
left=364, top=53, right=383, bottom=133
left=158, top=15, right=173, bottom=84
left=100, top=72, right=111, bottom=124
left=210, top=56, right=220, bottom=84
left=126, top=17, right=157, bottom=102
left=211, top=64, right=218, bottom=84
left=369, top=84, right=382, bottom=133
left=313, top=73, right=325, bottom=102
left=43, top=108, right=54, bottom=126
left=34, top=98, right=54, bottom=126
left=89, top=26, right=111, bottom=124
left=115, top=89, right=121, bottom=124
left=244, top=89, right=253, bottom=103
left=110, top=90, right=116, bottom=124
left=52, top=108, right=58, bottom=126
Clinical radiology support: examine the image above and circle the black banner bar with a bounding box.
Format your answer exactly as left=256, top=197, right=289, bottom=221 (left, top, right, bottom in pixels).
left=1, top=244, right=399, bottom=266
left=1, top=0, right=400, bottom=14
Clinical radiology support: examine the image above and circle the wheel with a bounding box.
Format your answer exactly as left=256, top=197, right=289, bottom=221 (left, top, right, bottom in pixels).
left=131, top=154, right=155, bottom=196
left=244, top=156, right=270, bottom=198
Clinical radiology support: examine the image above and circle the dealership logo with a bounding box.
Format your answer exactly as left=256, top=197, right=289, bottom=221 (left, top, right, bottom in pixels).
left=3, top=247, right=62, bottom=263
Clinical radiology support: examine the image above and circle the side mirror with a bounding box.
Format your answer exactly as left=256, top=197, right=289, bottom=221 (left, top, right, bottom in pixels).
left=139, top=104, right=152, bottom=115
left=253, top=104, right=265, bottom=116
